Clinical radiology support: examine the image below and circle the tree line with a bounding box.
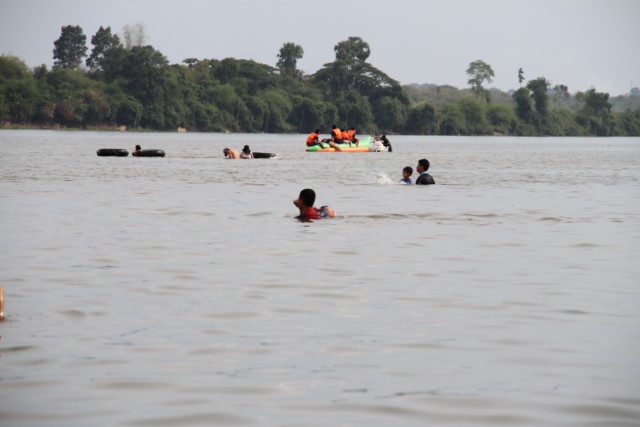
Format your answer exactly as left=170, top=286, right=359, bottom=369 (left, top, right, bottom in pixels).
left=1, top=24, right=639, bottom=136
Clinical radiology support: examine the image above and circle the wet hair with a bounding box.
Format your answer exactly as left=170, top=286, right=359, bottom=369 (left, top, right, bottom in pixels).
left=135, top=145, right=141, bottom=150
left=418, top=159, right=430, bottom=171
left=242, top=145, right=251, bottom=153
left=403, top=166, right=413, bottom=176
left=299, top=188, right=316, bottom=207
left=314, top=129, right=320, bottom=133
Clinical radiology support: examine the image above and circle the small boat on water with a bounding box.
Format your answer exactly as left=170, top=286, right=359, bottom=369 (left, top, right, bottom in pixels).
left=305, top=136, right=390, bottom=152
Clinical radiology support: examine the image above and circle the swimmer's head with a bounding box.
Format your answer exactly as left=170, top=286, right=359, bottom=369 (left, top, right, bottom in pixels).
left=298, top=189, right=316, bottom=207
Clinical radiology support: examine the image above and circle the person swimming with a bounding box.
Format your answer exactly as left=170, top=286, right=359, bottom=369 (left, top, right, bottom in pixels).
left=293, top=188, right=336, bottom=221
left=240, top=145, right=254, bottom=159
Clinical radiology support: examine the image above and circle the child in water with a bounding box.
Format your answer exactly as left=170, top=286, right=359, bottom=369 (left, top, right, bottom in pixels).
left=400, top=166, right=413, bottom=184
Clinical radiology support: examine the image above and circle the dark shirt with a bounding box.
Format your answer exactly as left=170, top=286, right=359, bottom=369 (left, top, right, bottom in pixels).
left=415, top=173, right=435, bottom=185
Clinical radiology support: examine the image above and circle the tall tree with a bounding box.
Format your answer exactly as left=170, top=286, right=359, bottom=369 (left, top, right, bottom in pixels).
left=512, top=87, right=533, bottom=123
left=276, top=42, right=304, bottom=76
left=518, top=67, right=525, bottom=85
left=334, top=36, right=370, bottom=63
left=122, top=23, right=147, bottom=49
left=86, top=26, right=121, bottom=72
left=526, top=77, right=550, bottom=122
left=551, top=84, right=569, bottom=100
left=52, top=25, right=87, bottom=69
left=466, top=60, right=494, bottom=102
left=183, top=58, right=199, bottom=68
left=313, top=37, right=398, bottom=99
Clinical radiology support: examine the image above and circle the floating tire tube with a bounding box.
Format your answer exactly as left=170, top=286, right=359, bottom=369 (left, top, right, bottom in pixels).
left=253, top=152, right=276, bottom=159
left=97, top=148, right=129, bottom=157
left=0, top=287, right=5, bottom=321
left=132, top=149, right=166, bottom=157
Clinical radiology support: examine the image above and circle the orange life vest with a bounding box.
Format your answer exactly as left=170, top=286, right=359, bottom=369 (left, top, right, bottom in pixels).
left=347, top=129, right=356, bottom=140
left=306, top=132, right=319, bottom=145
left=332, top=128, right=341, bottom=139
left=341, top=130, right=349, bottom=140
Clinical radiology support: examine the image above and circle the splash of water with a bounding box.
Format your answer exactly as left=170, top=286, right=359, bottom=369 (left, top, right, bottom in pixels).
left=374, top=172, right=395, bottom=185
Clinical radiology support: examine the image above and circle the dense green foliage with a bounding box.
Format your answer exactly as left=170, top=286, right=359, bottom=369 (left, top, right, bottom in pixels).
left=1, top=26, right=639, bottom=136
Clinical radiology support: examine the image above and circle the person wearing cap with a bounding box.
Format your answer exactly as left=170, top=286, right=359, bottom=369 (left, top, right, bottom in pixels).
left=223, top=148, right=240, bottom=159
left=415, top=158, right=435, bottom=185
left=240, top=145, right=254, bottom=159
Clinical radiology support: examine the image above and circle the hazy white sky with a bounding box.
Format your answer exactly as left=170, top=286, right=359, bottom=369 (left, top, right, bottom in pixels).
left=2, top=0, right=638, bottom=95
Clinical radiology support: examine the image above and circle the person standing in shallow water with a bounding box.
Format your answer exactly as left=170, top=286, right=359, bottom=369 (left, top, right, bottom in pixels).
left=415, top=158, right=435, bottom=185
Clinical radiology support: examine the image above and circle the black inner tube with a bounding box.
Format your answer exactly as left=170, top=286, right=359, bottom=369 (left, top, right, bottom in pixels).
left=133, top=149, right=165, bottom=157
left=97, top=148, right=129, bottom=157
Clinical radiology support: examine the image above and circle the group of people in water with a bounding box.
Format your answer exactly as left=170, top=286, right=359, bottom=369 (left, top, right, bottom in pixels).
left=223, top=145, right=254, bottom=159
left=217, top=128, right=435, bottom=221
left=399, top=159, right=436, bottom=185
left=295, top=157, right=435, bottom=221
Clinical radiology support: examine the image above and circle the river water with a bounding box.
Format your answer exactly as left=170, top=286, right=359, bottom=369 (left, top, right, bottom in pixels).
left=1, top=130, right=639, bottom=426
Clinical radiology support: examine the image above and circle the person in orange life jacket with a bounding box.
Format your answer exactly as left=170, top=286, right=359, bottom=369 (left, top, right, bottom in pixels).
left=347, top=127, right=359, bottom=146
left=307, top=129, right=342, bottom=151
left=306, top=129, right=326, bottom=149
left=340, top=128, right=352, bottom=147
left=331, top=125, right=344, bottom=144
left=293, top=188, right=336, bottom=222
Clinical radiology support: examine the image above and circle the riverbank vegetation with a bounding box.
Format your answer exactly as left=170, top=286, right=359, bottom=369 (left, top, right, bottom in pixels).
left=1, top=25, right=639, bottom=136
